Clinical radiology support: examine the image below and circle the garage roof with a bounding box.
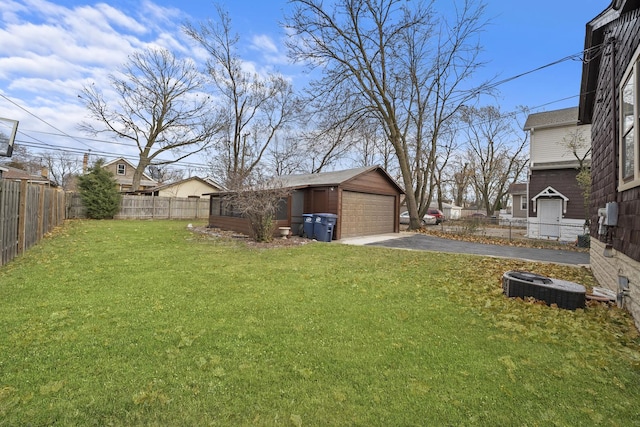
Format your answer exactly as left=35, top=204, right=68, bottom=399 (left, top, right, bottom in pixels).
left=205, top=166, right=404, bottom=195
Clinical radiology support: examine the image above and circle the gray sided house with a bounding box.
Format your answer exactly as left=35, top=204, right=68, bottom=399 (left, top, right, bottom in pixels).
left=579, top=0, right=640, bottom=328
left=523, top=107, right=591, bottom=242
left=508, top=183, right=528, bottom=219
left=207, top=166, right=404, bottom=240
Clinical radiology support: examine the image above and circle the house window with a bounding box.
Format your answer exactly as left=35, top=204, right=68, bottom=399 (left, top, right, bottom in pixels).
left=520, top=196, right=528, bottom=211
left=276, top=198, right=288, bottom=221
left=619, top=45, right=640, bottom=190
left=116, top=163, right=126, bottom=175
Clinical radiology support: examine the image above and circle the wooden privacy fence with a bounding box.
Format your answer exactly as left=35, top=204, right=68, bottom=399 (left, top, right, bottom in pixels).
left=67, top=193, right=210, bottom=220
left=0, top=180, right=66, bottom=266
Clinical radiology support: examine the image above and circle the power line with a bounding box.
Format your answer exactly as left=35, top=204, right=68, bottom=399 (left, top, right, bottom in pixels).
left=3, top=42, right=604, bottom=171
left=14, top=139, right=211, bottom=170
left=0, top=93, right=95, bottom=152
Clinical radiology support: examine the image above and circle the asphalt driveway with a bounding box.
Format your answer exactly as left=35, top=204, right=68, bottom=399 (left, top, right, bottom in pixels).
left=362, top=233, right=590, bottom=266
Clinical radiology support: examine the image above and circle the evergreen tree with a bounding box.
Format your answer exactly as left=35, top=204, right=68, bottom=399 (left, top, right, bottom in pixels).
left=77, top=159, right=121, bottom=219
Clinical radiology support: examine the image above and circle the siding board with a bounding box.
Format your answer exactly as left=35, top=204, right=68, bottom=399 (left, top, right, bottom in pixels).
left=589, top=7, right=640, bottom=260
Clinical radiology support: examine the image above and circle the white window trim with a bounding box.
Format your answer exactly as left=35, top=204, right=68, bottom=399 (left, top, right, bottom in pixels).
left=618, top=43, right=640, bottom=191
left=520, top=196, right=528, bottom=211
left=116, top=163, right=126, bottom=176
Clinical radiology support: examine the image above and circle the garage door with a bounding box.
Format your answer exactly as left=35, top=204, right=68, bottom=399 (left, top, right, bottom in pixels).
left=341, top=191, right=395, bottom=238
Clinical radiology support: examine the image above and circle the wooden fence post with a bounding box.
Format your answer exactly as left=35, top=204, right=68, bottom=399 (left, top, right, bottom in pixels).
left=17, top=180, right=27, bottom=255
left=38, top=185, right=45, bottom=240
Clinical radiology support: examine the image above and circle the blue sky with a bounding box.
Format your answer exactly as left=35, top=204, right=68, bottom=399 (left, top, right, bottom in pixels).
left=0, top=0, right=607, bottom=168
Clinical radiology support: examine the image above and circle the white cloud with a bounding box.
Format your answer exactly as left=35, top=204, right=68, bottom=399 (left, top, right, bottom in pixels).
left=250, top=33, right=290, bottom=66
left=0, top=1, right=189, bottom=156
left=0, top=0, right=303, bottom=164
left=252, top=34, right=278, bottom=54
left=0, top=0, right=28, bottom=25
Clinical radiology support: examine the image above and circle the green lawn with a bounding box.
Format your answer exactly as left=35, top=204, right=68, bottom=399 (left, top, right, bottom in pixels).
left=1, top=220, right=639, bottom=426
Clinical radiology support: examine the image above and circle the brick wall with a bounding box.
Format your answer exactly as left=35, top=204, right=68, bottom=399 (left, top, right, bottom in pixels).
left=591, top=239, right=640, bottom=331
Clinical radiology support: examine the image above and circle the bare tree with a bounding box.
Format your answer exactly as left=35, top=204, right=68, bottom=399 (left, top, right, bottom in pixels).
left=448, top=157, right=473, bottom=207
left=79, top=48, right=220, bottom=192
left=461, top=105, right=528, bottom=216
left=223, top=174, right=292, bottom=242
left=562, top=128, right=591, bottom=169
left=431, top=128, right=459, bottom=210
left=300, top=106, right=363, bottom=173
left=348, top=119, right=394, bottom=169
left=267, top=132, right=307, bottom=176
left=38, top=151, right=82, bottom=190
left=185, top=6, right=302, bottom=186
left=562, top=128, right=591, bottom=227
left=0, top=144, right=40, bottom=173
left=146, top=165, right=185, bottom=184
left=295, top=80, right=382, bottom=173
left=285, top=0, right=490, bottom=229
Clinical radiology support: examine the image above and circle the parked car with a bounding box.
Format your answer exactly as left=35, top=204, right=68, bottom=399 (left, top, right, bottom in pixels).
left=399, top=211, right=437, bottom=225
left=427, top=208, right=445, bottom=224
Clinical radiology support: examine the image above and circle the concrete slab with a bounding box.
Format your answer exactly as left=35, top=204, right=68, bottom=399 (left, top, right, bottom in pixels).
left=338, top=232, right=411, bottom=246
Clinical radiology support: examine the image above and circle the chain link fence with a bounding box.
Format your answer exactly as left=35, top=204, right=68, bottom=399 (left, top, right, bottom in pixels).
left=425, top=217, right=590, bottom=248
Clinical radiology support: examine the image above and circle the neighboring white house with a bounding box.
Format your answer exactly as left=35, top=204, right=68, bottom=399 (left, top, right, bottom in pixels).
left=523, top=107, right=591, bottom=242
left=144, top=177, right=225, bottom=198
left=430, top=202, right=462, bottom=220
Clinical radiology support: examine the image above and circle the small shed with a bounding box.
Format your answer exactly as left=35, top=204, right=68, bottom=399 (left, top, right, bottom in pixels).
left=206, top=166, right=404, bottom=240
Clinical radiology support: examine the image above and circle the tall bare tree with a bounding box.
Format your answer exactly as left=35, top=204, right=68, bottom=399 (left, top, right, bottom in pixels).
left=38, top=150, right=82, bottom=190
left=79, top=48, right=220, bottom=192
left=267, top=132, right=307, bottom=176
left=146, top=165, right=185, bottom=185
left=461, top=105, right=528, bottom=216
left=185, top=6, right=301, bottom=186
left=285, top=0, right=490, bottom=229
left=448, top=156, right=473, bottom=207
left=0, top=145, right=40, bottom=173
left=347, top=118, right=393, bottom=169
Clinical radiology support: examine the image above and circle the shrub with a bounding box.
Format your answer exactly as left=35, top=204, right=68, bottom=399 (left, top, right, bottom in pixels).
left=77, top=159, right=121, bottom=219
left=223, top=175, right=291, bottom=243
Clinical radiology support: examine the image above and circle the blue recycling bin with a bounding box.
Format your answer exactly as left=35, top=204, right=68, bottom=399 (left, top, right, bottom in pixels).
left=313, top=213, right=338, bottom=242
left=302, top=214, right=314, bottom=238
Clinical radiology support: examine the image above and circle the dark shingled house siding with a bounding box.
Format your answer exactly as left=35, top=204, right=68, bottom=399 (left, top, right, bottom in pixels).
left=528, top=169, right=586, bottom=220
left=590, top=7, right=640, bottom=261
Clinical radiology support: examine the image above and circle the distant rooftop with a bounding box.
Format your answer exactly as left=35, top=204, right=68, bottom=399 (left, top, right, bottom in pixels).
left=523, top=107, right=579, bottom=130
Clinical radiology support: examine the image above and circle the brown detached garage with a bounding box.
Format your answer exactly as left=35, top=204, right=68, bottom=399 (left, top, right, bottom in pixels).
left=206, top=166, right=404, bottom=240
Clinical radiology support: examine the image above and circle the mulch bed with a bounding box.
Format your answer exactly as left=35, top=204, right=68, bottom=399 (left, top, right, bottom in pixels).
left=189, top=225, right=312, bottom=249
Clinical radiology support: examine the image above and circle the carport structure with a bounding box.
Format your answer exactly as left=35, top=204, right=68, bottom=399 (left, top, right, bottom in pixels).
left=207, top=166, right=404, bottom=240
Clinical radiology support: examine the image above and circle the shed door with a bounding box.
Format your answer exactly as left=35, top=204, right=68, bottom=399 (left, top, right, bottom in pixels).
left=539, top=199, right=562, bottom=238
left=341, top=191, right=395, bottom=238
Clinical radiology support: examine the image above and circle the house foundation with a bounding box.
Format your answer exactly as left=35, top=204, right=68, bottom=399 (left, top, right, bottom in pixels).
left=590, top=239, right=640, bottom=331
